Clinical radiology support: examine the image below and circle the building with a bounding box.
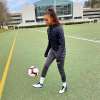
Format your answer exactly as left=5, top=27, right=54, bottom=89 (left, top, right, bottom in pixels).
left=8, top=4, right=36, bottom=27
left=8, top=0, right=100, bottom=27
left=8, top=13, right=22, bottom=26
left=83, top=8, right=100, bottom=20
left=34, top=0, right=73, bottom=22
left=73, top=1, right=83, bottom=19
left=20, top=4, right=36, bottom=26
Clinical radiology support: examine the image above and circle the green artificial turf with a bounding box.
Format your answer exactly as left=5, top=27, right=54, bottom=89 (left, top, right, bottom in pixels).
left=0, top=23, right=100, bottom=100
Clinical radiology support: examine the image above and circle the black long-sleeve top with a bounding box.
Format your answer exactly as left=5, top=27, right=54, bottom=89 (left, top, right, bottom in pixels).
left=44, top=24, right=66, bottom=57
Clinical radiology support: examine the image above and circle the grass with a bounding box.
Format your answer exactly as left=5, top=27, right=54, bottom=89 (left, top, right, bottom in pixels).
left=0, top=23, right=100, bottom=100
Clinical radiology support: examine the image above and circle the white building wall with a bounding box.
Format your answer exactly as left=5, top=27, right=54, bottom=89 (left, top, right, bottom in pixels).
left=73, top=1, right=83, bottom=19
left=21, top=4, right=36, bottom=24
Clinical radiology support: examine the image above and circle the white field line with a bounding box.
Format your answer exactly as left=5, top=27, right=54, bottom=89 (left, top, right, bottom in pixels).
left=68, top=36, right=100, bottom=43
left=34, top=29, right=100, bottom=44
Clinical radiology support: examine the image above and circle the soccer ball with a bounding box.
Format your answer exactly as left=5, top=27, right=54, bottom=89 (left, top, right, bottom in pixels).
left=28, top=66, right=39, bottom=77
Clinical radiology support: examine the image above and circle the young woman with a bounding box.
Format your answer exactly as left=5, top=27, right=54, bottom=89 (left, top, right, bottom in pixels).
left=33, top=8, right=68, bottom=94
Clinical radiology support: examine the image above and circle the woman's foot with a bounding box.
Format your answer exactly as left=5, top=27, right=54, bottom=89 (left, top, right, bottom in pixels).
left=59, top=82, right=67, bottom=94
left=32, top=77, right=45, bottom=88
left=32, top=82, right=43, bottom=88
left=59, top=85, right=67, bottom=94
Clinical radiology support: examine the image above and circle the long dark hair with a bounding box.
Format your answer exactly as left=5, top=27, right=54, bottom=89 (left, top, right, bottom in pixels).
left=45, top=8, right=60, bottom=25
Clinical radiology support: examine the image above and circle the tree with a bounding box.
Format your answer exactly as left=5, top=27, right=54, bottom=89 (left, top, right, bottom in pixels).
left=0, top=0, right=9, bottom=28
left=93, top=0, right=100, bottom=8
left=84, top=1, right=91, bottom=8
left=91, top=0, right=96, bottom=8
left=84, top=0, right=100, bottom=8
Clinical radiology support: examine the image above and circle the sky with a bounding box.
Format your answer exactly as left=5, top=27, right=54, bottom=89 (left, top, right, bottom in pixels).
left=6, top=0, right=87, bottom=12
left=7, top=0, right=40, bottom=12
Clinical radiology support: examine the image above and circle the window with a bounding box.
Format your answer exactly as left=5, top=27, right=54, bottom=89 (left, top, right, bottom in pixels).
left=36, top=6, right=52, bottom=17
left=56, top=4, right=72, bottom=16
left=25, top=20, right=35, bottom=23
left=74, top=17, right=82, bottom=19
left=35, top=3, right=72, bottom=19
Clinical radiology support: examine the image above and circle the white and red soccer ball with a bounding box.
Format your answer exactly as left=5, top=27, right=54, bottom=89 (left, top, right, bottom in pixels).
left=28, top=66, right=39, bottom=77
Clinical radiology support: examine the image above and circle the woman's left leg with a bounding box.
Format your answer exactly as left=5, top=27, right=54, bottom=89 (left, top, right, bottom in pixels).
left=56, top=57, right=66, bottom=83
left=56, top=50, right=67, bottom=93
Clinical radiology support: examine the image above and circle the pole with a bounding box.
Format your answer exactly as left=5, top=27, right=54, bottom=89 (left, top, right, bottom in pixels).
left=54, top=0, right=56, bottom=13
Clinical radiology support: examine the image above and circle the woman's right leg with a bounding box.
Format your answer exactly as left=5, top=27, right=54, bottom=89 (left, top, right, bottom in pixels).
left=33, top=49, right=55, bottom=88
left=41, top=50, right=55, bottom=78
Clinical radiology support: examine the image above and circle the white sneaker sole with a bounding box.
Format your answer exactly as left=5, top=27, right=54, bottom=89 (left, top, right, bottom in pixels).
left=32, top=84, right=43, bottom=88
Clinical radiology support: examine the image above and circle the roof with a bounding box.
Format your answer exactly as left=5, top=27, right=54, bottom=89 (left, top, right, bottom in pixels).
left=34, top=0, right=72, bottom=6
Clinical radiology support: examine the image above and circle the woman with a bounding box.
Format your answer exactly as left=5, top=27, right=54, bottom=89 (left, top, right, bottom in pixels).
left=33, top=8, right=68, bottom=94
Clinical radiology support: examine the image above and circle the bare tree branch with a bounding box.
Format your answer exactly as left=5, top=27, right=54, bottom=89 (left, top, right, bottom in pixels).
left=0, top=0, right=9, bottom=28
